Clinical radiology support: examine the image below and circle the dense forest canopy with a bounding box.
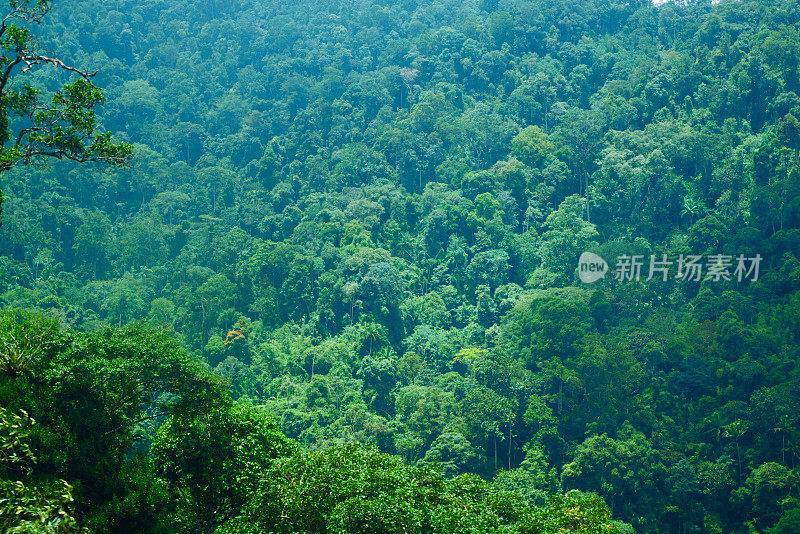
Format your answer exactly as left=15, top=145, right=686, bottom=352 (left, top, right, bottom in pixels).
left=1, top=0, right=800, bottom=532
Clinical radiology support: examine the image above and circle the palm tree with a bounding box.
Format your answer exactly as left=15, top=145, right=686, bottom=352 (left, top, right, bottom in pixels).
left=681, top=196, right=707, bottom=225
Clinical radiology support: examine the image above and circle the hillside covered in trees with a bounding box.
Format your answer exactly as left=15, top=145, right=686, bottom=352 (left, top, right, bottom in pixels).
left=1, top=0, right=800, bottom=532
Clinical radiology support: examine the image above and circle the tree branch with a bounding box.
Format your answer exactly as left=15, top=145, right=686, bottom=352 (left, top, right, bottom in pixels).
left=0, top=56, right=22, bottom=93
left=101, top=411, right=170, bottom=437
left=19, top=54, right=98, bottom=84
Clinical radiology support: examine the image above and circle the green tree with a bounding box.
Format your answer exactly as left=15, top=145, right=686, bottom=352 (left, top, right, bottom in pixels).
left=511, top=126, right=553, bottom=168
left=561, top=431, right=665, bottom=532
left=0, top=310, right=223, bottom=530
left=422, top=431, right=479, bottom=477
left=152, top=401, right=298, bottom=534
left=72, top=210, right=112, bottom=279
left=537, top=197, right=599, bottom=282
left=0, top=1, right=131, bottom=172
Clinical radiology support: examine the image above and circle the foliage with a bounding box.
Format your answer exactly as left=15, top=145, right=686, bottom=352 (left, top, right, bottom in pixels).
left=0, top=407, right=76, bottom=533
left=1, top=0, right=800, bottom=532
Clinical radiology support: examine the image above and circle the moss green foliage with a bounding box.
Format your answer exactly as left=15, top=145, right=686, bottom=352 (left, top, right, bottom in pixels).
left=1, top=0, right=800, bottom=532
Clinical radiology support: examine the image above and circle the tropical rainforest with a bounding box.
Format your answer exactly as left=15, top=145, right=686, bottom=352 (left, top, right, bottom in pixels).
left=1, top=0, right=799, bottom=532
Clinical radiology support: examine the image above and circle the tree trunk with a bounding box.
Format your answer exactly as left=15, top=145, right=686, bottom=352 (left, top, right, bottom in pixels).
left=494, top=435, right=497, bottom=471
left=508, top=424, right=512, bottom=470
left=736, top=442, right=742, bottom=484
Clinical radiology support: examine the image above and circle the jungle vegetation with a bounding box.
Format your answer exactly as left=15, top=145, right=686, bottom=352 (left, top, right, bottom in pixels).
left=1, top=0, right=800, bottom=532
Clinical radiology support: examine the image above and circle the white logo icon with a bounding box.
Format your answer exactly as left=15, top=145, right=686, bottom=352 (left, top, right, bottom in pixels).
left=578, top=252, right=608, bottom=283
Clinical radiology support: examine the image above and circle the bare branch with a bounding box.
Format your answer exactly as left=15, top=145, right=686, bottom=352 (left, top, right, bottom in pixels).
left=19, top=54, right=98, bottom=84
left=22, top=150, right=115, bottom=163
